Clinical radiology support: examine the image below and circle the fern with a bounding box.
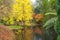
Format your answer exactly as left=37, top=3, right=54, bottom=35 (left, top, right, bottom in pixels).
left=43, top=17, right=57, bottom=30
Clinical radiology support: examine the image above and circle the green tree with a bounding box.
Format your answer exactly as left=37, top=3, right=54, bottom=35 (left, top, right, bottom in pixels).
left=42, top=0, right=50, bottom=13
left=42, top=0, right=56, bottom=13
left=56, top=0, right=60, bottom=40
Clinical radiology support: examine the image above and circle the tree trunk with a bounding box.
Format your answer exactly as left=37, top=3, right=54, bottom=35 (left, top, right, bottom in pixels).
left=24, top=27, right=33, bottom=40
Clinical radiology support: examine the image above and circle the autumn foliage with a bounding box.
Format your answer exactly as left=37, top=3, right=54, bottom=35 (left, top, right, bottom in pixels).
left=33, top=14, right=44, bottom=21
left=0, top=25, right=15, bottom=40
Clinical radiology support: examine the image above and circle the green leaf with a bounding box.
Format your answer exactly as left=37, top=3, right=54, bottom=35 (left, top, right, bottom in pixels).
left=45, top=12, right=57, bottom=15
left=57, top=35, right=60, bottom=40
left=43, top=17, right=57, bottom=29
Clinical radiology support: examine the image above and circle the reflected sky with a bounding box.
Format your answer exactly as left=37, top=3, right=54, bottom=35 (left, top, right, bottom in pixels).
left=31, top=0, right=36, bottom=3
left=31, top=0, right=37, bottom=7
left=30, top=0, right=42, bottom=8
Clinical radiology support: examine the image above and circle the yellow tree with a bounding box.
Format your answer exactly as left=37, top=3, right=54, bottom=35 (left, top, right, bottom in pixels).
left=0, top=0, right=33, bottom=25
left=11, top=0, right=33, bottom=40
left=11, top=0, right=33, bottom=24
